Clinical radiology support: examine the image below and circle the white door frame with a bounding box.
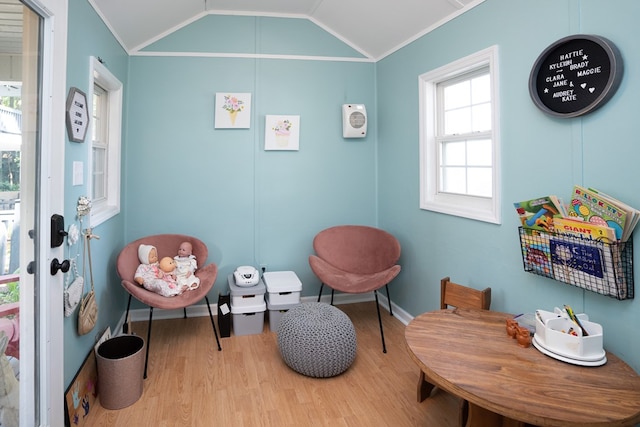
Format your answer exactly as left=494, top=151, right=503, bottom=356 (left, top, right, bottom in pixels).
left=20, top=0, right=67, bottom=425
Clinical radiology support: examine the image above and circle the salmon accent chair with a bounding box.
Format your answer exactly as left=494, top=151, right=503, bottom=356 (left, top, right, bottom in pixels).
left=308, top=225, right=401, bottom=353
left=116, top=234, right=221, bottom=378
left=417, top=276, right=491, bottom=426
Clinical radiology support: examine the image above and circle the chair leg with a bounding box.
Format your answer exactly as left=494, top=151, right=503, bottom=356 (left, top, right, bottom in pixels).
left=417, top=370, right=435, bottom=402
left=183, top=307, right=187, bottom=319
left=374, top=290, right=387, bottom=353
left=385, top=284, right=393, bottom=316
left=205, top=296, right=222, bottom=351
left=318, top=283, right=337, bottom=305
left=123, top=294, right=133, bottom=334
left=144, top=307, right=154, bottom=379
left=459, top=398, right=469, bottom=427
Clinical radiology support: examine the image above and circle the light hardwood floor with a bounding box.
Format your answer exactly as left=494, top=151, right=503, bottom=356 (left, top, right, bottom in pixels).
left=87, top=301, right=458, bottom=426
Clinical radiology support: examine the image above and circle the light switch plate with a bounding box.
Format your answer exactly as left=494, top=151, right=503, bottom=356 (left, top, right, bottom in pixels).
left=73, top=161, right=83, bottom=186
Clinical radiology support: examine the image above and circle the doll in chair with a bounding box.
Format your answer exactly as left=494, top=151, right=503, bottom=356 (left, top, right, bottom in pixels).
left=134, top=244, right=181, bottom=297
left=173, top=241, right=200, bottom=291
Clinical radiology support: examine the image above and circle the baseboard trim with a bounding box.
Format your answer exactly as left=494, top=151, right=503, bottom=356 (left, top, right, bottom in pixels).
left=115, top=291, right=414, bottom=336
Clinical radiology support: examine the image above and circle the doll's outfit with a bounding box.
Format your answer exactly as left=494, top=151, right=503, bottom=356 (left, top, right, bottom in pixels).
left=135, top=244, right=181, bottom=297
left=174, top=254, right=200, bottom=290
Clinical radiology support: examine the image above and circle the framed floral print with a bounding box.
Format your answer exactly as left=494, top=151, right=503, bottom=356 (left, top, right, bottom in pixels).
left=215, top=93, right=251, bottom=128
left=265, top=115, right=300, bottom=151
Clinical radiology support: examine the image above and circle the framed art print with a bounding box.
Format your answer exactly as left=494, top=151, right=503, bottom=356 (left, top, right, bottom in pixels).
left=265, top=115, right=300, bottom=151
left=215, top=93, right=251, bottom=128
left=64, top=349, right=98, bottom=426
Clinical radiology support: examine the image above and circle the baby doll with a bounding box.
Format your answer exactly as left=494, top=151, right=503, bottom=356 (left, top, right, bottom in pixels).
left=159, top=257, right=178, bottom=284
left=173, top=241, right=200, bottom=291
left=134, top=244, right=181, bottom=297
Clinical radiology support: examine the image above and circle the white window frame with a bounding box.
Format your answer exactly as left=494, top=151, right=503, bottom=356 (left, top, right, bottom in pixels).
left=89, top=56, right=122, bottom=226
left=419, top=46, right=501, bottom=224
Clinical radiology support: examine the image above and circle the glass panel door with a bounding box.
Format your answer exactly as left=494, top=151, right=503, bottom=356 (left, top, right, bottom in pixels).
left=0, top=0, right=43, bottom=424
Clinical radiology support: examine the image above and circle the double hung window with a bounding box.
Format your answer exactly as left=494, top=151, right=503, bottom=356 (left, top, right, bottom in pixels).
left=89, top=56, right=122, bottom=225
left=419, top=46, right=500, bottom=224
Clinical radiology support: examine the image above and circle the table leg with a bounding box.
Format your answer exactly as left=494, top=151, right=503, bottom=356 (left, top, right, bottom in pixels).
left=417, top=371, right=435, bottom=402
left=466, top=403, right=525, bottom=427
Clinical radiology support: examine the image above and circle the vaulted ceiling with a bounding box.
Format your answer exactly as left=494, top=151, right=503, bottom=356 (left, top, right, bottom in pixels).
left=90, top=0, right=485, bottom=60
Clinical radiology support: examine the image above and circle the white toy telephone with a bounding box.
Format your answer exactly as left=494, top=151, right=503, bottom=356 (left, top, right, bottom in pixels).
left=233, top=266, right=259, bottom=287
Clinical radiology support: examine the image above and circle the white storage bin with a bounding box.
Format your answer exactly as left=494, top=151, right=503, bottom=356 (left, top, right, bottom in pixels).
left=534, top=308, right=605, bottom=361
left=231, top=301, right=266, bottom=336
left=263, top=271, right=302, bottom=305
left=266, top=295, right=300, bottom=333
left=228, top=274, right=266, bottom=308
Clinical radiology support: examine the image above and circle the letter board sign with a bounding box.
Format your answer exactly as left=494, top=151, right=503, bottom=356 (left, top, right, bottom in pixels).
left=529, top=34, right=623, bottom=118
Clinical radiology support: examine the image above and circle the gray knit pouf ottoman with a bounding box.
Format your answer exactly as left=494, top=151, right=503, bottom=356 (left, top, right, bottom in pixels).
left=277, top=302, right=357, bottom=378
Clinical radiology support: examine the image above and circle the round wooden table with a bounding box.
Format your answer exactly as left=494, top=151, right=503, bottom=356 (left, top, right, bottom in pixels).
left=405, top=308, right=640, bottom=427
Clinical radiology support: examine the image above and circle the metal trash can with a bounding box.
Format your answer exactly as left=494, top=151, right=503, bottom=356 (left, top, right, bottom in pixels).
left=96, top=335, right=145, bottom=409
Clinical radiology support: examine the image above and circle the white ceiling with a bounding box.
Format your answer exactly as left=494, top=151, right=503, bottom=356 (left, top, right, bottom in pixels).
left=0, top=0, right=22, bottom=55
left=90, top=0, right=485, bottom=60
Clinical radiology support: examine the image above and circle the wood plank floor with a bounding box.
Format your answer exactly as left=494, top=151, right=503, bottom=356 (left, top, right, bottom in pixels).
left=87, top=301, right=459, bottom=426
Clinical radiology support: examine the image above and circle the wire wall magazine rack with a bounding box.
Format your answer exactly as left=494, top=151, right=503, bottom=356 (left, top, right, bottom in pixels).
left=518, top=227, right=634, bottom=300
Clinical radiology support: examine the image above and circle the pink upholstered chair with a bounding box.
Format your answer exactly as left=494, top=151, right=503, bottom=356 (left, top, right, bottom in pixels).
left=116, top=234, right=221, bottom=378
left=308, top=225, right=401, bottom=353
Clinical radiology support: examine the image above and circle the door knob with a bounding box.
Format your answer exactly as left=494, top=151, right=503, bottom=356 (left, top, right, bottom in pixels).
left=51, top=258, right=70, bottom=275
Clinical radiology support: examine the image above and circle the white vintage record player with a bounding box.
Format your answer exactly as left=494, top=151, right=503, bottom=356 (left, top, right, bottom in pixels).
left=233, top=266, right=260, bottom=287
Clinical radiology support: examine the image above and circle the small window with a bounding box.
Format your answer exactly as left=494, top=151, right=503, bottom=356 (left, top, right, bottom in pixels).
left=92, top=83, right=107, bottom=202
left=419, top=46, right=501, bottom=224
left=89, top=57, right=122, bottom=226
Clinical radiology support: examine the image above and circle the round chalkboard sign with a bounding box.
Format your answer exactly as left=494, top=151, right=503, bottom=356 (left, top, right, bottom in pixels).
left=529, top=34, right=623, bottom=118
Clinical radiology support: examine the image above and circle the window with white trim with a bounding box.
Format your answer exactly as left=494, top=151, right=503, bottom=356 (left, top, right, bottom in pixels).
left=419, top=46, right=501, bottom=224
left=89, top=56, right=122, bottom=226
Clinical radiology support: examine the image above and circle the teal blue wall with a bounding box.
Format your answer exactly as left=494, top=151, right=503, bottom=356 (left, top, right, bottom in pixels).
left=126, top=15, right=377, bottom=294
left=65, top=7, right=376, bottom=386
left=65, top=0, right=640, bottom=388
left=64, top=0, right=128, bottom=386
left=377, top=0, right=640, bottom=369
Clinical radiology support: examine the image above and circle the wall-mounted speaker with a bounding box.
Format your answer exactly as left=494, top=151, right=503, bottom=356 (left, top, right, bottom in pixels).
left=342, top=104, right=367, bottom=138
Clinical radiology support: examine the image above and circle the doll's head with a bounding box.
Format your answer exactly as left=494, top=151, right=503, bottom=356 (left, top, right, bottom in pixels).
left=177, top=241, right=193, bottom=258
left=138, top=244, right=158, bottom=265
left=159, top=257, right=176, bottom=273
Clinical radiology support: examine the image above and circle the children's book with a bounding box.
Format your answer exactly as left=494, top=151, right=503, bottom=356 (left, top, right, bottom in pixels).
left=549, top=236, right=617, bottom=295
left=520, top=232, right=553, bottom=278
left=514, top=195, right=565, bottom=233
left=570, top=186, right=628, bottom=241
left=550, top=238, right=604, bottom=280
left=584, top=187, right=640, bottom=242
left=552, top=217, right=616, bottom=243
left=550, top=195, right=569, bottom=217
